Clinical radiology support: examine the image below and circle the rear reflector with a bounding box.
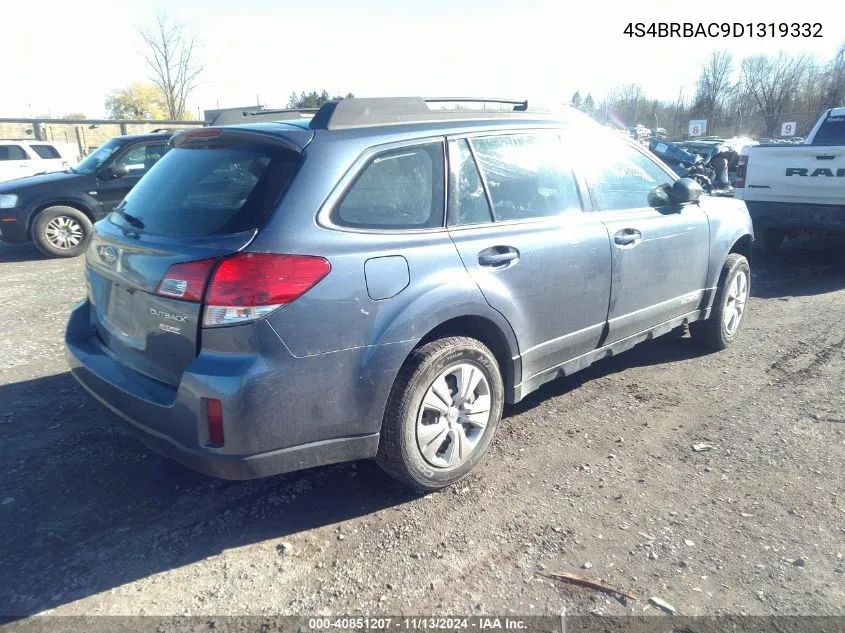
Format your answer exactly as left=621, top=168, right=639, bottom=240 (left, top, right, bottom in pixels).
left=203, top=253, right=331, bottom=326
left=207, top=398, right=224, bottom=446
left=156, top=259, right=217, bottom=302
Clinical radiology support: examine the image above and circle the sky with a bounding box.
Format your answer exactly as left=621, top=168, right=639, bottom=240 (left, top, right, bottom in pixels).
left=2, top=0, right=844, bottom=119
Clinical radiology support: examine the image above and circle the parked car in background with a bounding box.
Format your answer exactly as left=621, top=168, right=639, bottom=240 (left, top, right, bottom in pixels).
left=0, top=131, right=175, bottom=257
left=65, top=97, right=755, bottom=492
left=0, top=140, right=81, bottom=183
left=735, top=107, right=845, bottom=253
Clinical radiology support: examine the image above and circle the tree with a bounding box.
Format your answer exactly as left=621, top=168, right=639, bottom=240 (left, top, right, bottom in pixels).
left=581, top=94, right=595, bottom=116
left=139, top=13, right=203, bottom=119
left=104, top=82, right=168, bottom=120
left=570, top=91, right=582, bottom=110
left=288, top=91, right=354, bottom=108
left=821, top=43, right=845, bottom=110
left=740, top=53, right=811, bottom=136
left=694, top=51, right=734, bottom=120
left=615, top=83, right=644, bottom=125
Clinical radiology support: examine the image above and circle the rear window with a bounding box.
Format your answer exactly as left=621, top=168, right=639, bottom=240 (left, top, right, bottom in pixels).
left=30, top=144, right=61, bottom=159
left=332, top=143, right=445, bottom=230
left=110, top=144, right=299, bottom=238
left=811, top=114, right=845, bottom=145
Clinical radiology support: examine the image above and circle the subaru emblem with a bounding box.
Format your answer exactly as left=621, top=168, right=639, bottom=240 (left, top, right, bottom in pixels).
left=99, top=245, right=118, bottom=266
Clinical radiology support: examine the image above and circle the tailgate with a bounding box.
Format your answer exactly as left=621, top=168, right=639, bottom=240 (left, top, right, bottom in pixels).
left=83, top=128, right=305, bottom=386
left=745, top=145, right=845, bottom=205
left=86, top=227, right=255, bottom=386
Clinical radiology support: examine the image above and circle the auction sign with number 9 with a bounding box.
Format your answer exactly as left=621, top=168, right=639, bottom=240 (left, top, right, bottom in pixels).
left=781, top=122, right=797, bottom=136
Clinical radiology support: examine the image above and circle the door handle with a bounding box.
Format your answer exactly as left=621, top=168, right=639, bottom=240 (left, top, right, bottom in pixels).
left=613, top=228, right=642, bottom=247
left=478, top=248, right=519, bottom=267
left=816, top=154, right=839, bottom=160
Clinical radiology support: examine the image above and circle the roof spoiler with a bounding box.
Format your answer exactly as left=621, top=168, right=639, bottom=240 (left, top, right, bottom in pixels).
left=170, top=126, right=313, bottom=153
left=208, top=109, right=319, bottom=127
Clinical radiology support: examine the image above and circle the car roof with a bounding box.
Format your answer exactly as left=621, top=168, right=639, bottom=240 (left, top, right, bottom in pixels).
left=215, top=97, right=596, bottom=150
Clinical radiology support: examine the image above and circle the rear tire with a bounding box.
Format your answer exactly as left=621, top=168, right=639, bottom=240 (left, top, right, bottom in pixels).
left=754, top=228, right=785, bottom=257
left=32, top=206, right=93, bottom=258
left=689, top=253, right=750, bottom=350
left=376, top=337, right=504, bottom=492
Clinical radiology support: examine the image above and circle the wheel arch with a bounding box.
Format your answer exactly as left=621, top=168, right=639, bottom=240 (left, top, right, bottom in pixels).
left=412, top=314, right=520, bottom=403
left=728, top=232, right=753, bottom=265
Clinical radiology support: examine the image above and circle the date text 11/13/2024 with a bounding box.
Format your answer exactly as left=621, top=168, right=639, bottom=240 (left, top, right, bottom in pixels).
left=623, top=22, right=822, bottom=38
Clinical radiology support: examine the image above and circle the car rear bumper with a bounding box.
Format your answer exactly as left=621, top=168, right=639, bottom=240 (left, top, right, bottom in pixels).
left=746, top=201, right=845, bottom=232
left=65, top=300, right=383, bottom=480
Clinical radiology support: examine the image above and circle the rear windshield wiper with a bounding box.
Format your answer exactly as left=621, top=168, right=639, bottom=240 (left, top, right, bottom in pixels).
left=114, top=206, right=145, bottom=229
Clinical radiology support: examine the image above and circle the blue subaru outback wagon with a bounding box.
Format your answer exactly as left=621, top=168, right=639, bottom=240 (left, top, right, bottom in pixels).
left=65, top=97, right=754, bottom=491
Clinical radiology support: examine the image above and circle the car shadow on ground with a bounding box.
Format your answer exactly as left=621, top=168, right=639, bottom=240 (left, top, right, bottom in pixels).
left=506, top=331, right=707, bottom=417
left=0, top=242, right=48, bottom=263
left=751, top=236, right=845, bottom=298
left=0, top=372, right=420, bottom=618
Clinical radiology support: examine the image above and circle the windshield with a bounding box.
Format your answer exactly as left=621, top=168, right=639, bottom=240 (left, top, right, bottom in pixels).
left=73, top=139, right=122, bottom=174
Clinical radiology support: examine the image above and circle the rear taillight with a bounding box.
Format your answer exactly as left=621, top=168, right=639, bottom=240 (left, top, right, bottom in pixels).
left=155, top=259, right=217, bottom=302
left=735, top=155, right=747, bottom=188
left=203, top=253, right=331, bottom=326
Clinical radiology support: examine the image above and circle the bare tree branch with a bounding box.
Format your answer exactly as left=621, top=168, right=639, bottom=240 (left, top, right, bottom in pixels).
left=138, top=12, right=204, bottom=119
left=740, top=53, right=811, bottom=136
left=695, top=51, right=735, bottom=119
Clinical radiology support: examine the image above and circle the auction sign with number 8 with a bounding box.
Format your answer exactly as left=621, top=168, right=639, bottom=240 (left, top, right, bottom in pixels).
left=689, top=120, right=707, bottom=136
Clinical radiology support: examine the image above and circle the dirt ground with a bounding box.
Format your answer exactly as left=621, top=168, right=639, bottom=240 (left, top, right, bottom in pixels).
left=0, top=237, right=843, bottom=619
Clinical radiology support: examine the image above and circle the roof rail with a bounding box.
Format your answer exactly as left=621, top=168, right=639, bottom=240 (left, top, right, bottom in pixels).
left=309, top=97, right=562, bottom=130
left=209, top=108, right=318, bottom=127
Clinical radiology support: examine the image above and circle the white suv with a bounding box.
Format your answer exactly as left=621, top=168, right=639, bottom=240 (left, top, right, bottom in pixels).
left=0, top=141, right=81, bottom=183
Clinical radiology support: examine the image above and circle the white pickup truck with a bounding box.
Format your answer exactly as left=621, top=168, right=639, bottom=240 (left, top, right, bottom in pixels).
left=735, top=107, right=845, bottom=253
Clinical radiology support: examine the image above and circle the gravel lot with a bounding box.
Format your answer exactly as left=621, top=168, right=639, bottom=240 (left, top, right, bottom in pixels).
left=0, top=238, right=843, bottom=619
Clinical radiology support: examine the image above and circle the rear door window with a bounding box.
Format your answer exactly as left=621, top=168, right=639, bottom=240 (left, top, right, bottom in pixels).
left=448, top=139, right=494, bottom=226
left=469, top=133, right=583, bottom=221
left=30, top=144, right=61, bottom=159
left=111, top=144, right=299, bottom=238
left=0, top=145, right=29, bottom=161
left=115, top=142, right=171, bottom=176
left=333, top=143, right=445, bottom=230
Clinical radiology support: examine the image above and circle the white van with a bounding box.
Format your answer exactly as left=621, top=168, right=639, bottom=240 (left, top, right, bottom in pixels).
left=0, top=141, right=81, bottom=183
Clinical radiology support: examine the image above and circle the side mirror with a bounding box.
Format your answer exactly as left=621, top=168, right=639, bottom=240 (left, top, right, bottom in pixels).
left=669, top=177, right=703, bottom=205
left=101, top=164, right=129, bottom=180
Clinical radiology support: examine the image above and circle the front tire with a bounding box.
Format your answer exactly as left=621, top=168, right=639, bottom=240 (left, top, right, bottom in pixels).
left=31, top=206, right=93, bottom=258
left=689, top=253, right=750, bottom=350
left=376, top=337, right=504, bottom=492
